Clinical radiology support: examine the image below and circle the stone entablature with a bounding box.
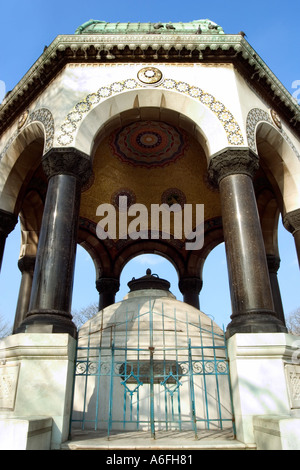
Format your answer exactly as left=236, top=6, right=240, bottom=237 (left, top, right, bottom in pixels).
left=0, top=30, right=299, bottom=139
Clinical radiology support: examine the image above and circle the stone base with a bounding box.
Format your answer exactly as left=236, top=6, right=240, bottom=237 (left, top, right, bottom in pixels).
left=227, top=333, right=300, bottom=447
left=225, top=312, right=287, bottom=338
left=0, top=417, right=52, bottom=450
left=253, top=415, right=300, bottom=450
left=0, top=333, right=76, bottom=449
left=17, top=311, right=78, bottom=338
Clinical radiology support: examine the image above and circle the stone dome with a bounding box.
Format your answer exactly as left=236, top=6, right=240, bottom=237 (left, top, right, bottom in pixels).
left=78, top=269, right=224, bottom=349
left=74, top=270, right=231, bottom=433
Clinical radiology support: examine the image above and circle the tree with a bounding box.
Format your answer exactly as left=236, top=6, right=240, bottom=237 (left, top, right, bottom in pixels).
left=0, top=314, right=12, bottom=339
left=286, top=308, right=300, bottom=335
left=72, top=302, right=99, bottom=329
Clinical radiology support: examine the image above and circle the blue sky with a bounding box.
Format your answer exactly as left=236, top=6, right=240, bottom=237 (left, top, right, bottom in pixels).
left=0, top=0, right=299, bottom=330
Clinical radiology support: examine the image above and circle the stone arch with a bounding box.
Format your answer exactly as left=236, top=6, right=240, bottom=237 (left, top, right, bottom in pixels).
left=56, top=77, right=244, bottom=158
left=185, top=216, right=224, bottom=279
left=246, top=107, right=300, bottom=214
left=77, top=218, right=114, bottom=280
left=246, top=107, right=300, bottom=159
left=0, top=108, right=54, bottom=213
left=112, top=239, right=186, bottom=281
left=255, top=121, right=300, bottom=214
left=0, top=108, right=54, bottom=162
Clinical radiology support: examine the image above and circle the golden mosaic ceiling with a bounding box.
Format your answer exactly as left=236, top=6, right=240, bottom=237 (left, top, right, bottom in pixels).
left=80, top=121, right=222, bottom=235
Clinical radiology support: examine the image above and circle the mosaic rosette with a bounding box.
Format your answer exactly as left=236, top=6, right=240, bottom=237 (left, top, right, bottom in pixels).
left=161, top=188, right=187, bottom=209
left=109, top=121, right=189, bottom=168
left=111, top=188, right=136, bottom=211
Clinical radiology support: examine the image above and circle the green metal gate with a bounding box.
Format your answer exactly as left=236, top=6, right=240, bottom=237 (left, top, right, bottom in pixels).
left=70, top=301, right=235, bottom=438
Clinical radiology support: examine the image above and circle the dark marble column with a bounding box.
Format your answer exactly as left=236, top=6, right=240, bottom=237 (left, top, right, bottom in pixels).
left=0, top=209, right=18, bottom=271
left=283, top=209, right=300, bottom=268
left=96, top=277, right=120, bottom=310
left=179, top=277, right=202, bottom=310
left=18, top=148, right=92, bottom=337
left=13, top=255, right=36, bottom=333
left=266, top=254, right=285, bottom=326
left=208, top=147, right=287, bottom=338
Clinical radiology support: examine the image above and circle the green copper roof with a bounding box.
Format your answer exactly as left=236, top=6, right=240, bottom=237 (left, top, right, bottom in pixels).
left=75, top=19, right=225, bottom=35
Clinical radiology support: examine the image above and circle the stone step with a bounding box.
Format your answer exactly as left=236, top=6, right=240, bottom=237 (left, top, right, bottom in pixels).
left=61, top=429, right=256, bottom=450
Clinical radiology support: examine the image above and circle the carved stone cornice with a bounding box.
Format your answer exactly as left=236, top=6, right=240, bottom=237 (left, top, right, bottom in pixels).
left=0, top=32, right=299, bottom=139
left=283, top=209, right=300, bottom=234
left=42, top=147, right=93, bottom=188
left=207, top=147, right=259, bottom=186
left=0, top=209, right=18, bottom=236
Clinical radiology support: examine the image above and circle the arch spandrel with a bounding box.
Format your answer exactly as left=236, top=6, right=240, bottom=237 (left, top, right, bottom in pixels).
left=55, top=78, right=245, bottom=159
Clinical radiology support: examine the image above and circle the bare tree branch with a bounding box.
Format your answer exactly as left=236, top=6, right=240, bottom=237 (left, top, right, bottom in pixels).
left=286, top=308, right=300, bottom=335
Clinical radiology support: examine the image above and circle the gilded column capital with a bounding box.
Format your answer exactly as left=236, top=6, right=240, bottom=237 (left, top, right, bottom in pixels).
left=42, top=147, right=93, bottom=189
left=207, top=147, right=259, bottom=186
left=283, top=209, right=300, bottom=234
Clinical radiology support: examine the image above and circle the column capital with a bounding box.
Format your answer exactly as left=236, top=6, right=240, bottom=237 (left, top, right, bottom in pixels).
left=208, top=147, right=259, bottom=186
left=0, top=209, right=18, bottom=236
left=96, top=277, right=120, bottom=295
left=42, top=147, right=93, bottom=189
left=18, top=255, right=36, bottom=274
left=266, top=254, right=281, bottom=273
left=179, top=277, right=203, bottom=294
left=283, top=209, right=300, bottom=235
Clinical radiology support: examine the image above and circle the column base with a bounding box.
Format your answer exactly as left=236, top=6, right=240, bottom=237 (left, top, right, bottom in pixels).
left=225, top=310, right=287, bottom=339
left=227, top=332, right=300, bottom=445
left=17, top=311, right=77, bottom=338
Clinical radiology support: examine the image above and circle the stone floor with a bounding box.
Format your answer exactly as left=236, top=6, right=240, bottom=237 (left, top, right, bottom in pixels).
left=61, top=429, right=256, bottom=450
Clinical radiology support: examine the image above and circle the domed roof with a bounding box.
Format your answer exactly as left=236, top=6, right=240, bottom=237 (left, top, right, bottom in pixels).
left=127, top=268, right=171, bottom=292
left=75, top=19, right=224, bottom=35
left=78, top=270, right=224, bottom=341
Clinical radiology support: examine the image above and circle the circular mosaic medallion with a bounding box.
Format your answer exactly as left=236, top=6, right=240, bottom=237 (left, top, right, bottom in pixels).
left=270, top=109, right=282, bottom=129
left=111, top=188, right=136, bottom=212
left=18, top=110, right=29, bottom=130
left=137, top=67, right=163, bottom=84
left=109, top=121, right=189, bottom=168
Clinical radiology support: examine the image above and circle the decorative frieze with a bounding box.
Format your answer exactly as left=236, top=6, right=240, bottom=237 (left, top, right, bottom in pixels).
left=57, top=75, right=244, bottom=148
